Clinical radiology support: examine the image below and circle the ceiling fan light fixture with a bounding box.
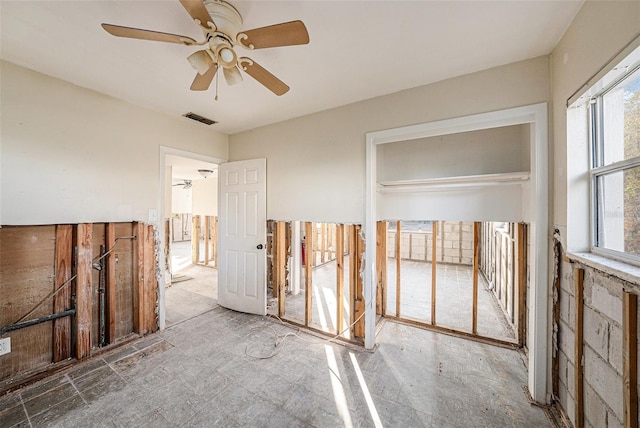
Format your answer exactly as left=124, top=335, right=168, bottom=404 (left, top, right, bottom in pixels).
left=215, top=43, right=237, bottom=68
left=187, top=50, right=213, bottom=75
left=198, top=169, right=214, bottom=178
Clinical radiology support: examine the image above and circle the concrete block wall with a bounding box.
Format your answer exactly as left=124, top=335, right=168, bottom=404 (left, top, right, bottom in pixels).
left=556, top=258, right=635, bottom=427
left=386, top=221, right=474, bottom=265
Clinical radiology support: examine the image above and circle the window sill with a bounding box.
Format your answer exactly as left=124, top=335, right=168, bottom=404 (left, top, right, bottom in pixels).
left=567, top=252, right=640, bottom=287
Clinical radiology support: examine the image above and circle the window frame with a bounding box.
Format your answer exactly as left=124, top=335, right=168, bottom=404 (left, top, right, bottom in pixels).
left=589, top=63, right=640, bottom=266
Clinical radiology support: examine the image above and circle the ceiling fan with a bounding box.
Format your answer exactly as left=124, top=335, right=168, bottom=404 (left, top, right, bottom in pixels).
left=101, top=0, right=309, bottom=96
left=173, top=179, right=193, bottom=189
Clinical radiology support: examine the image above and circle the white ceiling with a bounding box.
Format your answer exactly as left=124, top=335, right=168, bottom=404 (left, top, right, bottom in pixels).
left=0, top=1, right=583, bottom=135
left=166, top=154, right=217, bottom=182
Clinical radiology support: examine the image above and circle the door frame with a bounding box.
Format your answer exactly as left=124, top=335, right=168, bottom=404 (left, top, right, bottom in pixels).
left=158, top=146, right=225, bottom=330
left=365, top=103, right=549, bottom=403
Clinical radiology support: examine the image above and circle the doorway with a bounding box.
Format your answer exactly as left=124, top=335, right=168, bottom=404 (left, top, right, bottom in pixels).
left=163, top=154, right=219, bottom=326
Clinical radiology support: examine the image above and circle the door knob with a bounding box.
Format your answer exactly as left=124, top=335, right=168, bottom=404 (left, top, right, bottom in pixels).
left=257, top=244, right=264, bottom=250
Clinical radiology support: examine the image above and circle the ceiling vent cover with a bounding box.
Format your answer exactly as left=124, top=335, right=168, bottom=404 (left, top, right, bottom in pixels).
left=183, top=112, right=217, bottom=125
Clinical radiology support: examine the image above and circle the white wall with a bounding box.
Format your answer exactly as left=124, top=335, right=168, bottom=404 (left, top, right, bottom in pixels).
left=171, top=186, right=192, bottom=214
left=192, top=177, right=218, bottom=216
left=0, top=60, right=229, bottom=225
left=377, top=124, right=528, bottom=182
left=229, top=56, right=549, bottom=223
left=551, top=0, right=640, bottom=249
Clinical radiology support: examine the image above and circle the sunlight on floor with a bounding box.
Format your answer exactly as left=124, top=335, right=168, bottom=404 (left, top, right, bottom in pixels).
left=350, top=351, right=383, bottom=428
left=324, top=345, right=353, bottom=427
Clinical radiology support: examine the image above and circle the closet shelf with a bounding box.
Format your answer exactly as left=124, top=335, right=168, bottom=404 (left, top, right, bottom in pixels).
left=377, top=171, right=530, bottom=193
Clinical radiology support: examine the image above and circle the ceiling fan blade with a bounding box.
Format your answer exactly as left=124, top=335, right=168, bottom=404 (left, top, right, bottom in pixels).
left=238, top=20, right=309, bottom=50
left=223, top=66, right=243, bottom=86
left=101, top=23, right=196, bottom=45
left=179, top=0, right=215, bottom=29
left=239, top=58, right=289, bottom=96
left=190, top=64, right=217, bottom=91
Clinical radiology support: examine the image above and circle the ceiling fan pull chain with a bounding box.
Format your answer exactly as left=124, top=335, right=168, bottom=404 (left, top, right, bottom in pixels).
left=215, top=64, right=220, bottom=101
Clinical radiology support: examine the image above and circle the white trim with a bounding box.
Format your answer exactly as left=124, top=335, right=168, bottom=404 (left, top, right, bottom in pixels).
left=158, top=146, right=225, bottom=330
left=365, top=103, right=549, bottom=403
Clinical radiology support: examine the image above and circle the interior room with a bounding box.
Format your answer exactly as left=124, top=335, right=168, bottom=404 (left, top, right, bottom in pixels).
left=1, top=1, right=639, bottom=427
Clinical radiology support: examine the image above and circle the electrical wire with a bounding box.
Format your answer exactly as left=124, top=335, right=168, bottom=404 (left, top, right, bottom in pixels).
left=244, top=296, right=373, bottom=360
left=3, top=236, right=136, bottom=332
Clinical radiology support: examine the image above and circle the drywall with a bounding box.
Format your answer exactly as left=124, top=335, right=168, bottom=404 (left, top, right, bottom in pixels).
left=377, top=125, right=528, bottom=182
left=551, top=0, right=640, bottom=249
left=171, top=186, right=192, bottom=214
left=230, top=56, right=549, bottom=223
left=192, top=177, right=218, bottom=216
left=0, top=60, right=229, bottom=225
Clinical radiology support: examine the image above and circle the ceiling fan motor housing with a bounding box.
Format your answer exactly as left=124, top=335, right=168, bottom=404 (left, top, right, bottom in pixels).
left=204, top=0, right=243, bottom=41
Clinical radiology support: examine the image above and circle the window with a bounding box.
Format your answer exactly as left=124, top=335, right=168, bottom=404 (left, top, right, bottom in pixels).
left=590, top=64, right=640, bottom=263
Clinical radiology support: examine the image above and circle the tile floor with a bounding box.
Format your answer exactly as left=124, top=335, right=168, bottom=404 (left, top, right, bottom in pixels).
left=0, top=306, right=552, bottom=427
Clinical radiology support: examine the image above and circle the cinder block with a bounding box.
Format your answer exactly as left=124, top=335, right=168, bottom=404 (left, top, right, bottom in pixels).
left=443, top=240, right=453, bottom=249
left=558, top=380, right=576, bottom=426
left=584, top=346, right=623, bottom=420
left=607, top=411, right=623, bottom=428
left=583, top=306, right=610, bottom=360
left=444, top=248, right=458, bottom=258
left=452, top=241, right=460, bottom=249
left=412, top=235, right=425, bottom=246
left=560, top=289, right=572, bottom=326
left=559, top=349, right=569, bottom=388
left=608, top=323, right=622, bottom=375
left=584, top=382, right=607, bottom=428
left=461, top=241, right=472, bottom=250
left=585, top=269, right=623, bottom=325
left=460, top=257, right=472, bottom=265
left=462, top=249, right=473, bottom=259
left=559, top=320, right=575, bottom=362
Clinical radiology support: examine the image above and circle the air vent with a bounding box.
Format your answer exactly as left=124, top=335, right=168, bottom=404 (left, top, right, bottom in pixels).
left=183, top=112, right=217, bottom=125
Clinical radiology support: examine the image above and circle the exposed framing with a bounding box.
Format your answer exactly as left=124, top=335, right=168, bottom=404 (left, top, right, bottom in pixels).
left=574, top=268, right=584, bottom=428
left=623, top=291, right=638, bottom=428
left=365, top=103, right=548, bottom=402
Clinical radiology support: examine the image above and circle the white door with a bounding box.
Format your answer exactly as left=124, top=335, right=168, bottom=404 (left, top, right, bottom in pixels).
left=218, top=158, right=266, bottom=315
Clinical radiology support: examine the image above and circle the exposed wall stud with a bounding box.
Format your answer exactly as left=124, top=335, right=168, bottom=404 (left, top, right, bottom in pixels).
left=305, top=222, right=313, bottom=326
left=623, top=291, right=638, bottom=428
left=75, top=223, right=93, bottom=360
left=574, top=268, right=584, bottom=428
left=336, top=224, right=345, bottom=335
left=53, top=224, right=72, bottom=362
left=472, top=222, right=480, bottom=334
left=105, top=223, right=116, bottom=344
left=396, top=221, right=401, bottom=317
left=431, top=221, right=437, bottom=325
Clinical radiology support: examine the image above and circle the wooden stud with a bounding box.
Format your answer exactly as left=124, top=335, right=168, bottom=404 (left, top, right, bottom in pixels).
left=144, top=225, right=157, bottom=333
left=336, top=224, right=345, bottom=335
left=376, top=221, right=387, bottom=316
left=396, top=221, right=401, bottom=317
left=321, top=223, right=326, bottom=264
left=192, top=215, right=200, bottom=265
left=272, top=222, right=279, bottom=299
left=204, top=216, right=210, bottom=266
left=353, top=225, right=365, bottom=339
left=133, top=222, right=145, bottom=335
left=53, top=224, right=72, bottom=362
left=431, top=221, right=437, bottom=325
left=105, top=223, right=116, bottom=344
left=75, top=223, right=93, bottom=360
left=276, top=221, right=287, bottom=316
left=623, top=291, right=638, bottom=428
left=213, top=216, right=218, bottom=268
left=472, top=222, right=480, bottom=335
left=574, top=268, right=584, bottom=428
left=517, top=223, right=527, bottom=347
left=305, top=222, right=313, bottom=326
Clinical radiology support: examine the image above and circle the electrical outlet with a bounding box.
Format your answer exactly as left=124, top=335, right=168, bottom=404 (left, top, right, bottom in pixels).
left=148, top=209, right=158, bottom=222
left=0, top=337, right=10, bottom=356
